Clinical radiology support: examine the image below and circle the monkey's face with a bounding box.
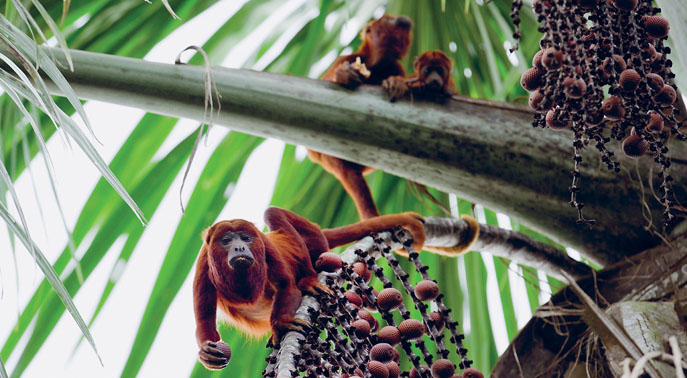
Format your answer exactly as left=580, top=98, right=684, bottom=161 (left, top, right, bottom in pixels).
left=363, top=15, right=412, bottom=63
left=206, top=221, right=264, bottom=271
left=415, top=51, right=453, bottom=91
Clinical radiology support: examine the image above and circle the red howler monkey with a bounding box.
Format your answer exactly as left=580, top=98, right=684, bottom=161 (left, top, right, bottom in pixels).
left=383, top=50, right=457, bottom=102
left=307, top=15, right=413, bottom=220
left=193, top=207, right=425, bottom=370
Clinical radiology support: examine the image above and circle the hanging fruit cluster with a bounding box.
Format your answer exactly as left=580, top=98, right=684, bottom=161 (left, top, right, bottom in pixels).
left=511, top=0, right=685, bottom=227
left=262, top=228, right=483, bottom=378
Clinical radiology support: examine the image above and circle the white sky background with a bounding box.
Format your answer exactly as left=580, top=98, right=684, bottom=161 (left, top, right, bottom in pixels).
left=0, top=1, right=561, bottom=376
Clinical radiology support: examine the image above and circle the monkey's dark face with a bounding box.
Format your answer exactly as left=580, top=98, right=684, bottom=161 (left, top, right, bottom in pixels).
left=363, top=15, right=412, bottom=65
left=206, top=220, right=264, bottom=272
left=415, top=51, right=453, bottom=91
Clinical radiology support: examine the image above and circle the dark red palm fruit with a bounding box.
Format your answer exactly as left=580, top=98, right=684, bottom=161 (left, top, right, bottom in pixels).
left=429, top=311, right=445, bottom=332
left=414, top=280, right=440, bottom=301
left=654, top=84, right=676, bottom=106
left=622, top=129, right=649, bottom=157
left=578, top=0, right=598, bottom=9
left=619, top=69, right=641, bottom=91
left=385, top=361, right=400, bottom=378
left=520, top=67, right=544, bottom=91
left=646, top=73, right=664, bottom=91
left=528, top=90, right=546, bottom=112
left=358, top=310, right=379, bottom=332
left=377, top=326, right=401, bottom=346
left=602, top=96, right=625, bottom=120
left=612, top=0, right=637, bottom=10
left=315, top=252, right=342, bottom=272
left=409, top=365, right=431, bottom=378
left=351, top=319, right=371, bottom=338
left=352, top=261, right=371, bottom=283
left=377, top=288, right=403, bottom=311
left=370, top=343, right=395, bottom=362
left=563, top=77, right=586, bottom=98
left=343, top=291, right=363, bottom=308
left=398, top=319, right=424, bottom=341
left=462, top=368, right=484, bottom=378
left=600, top=54, right=626, bottom=78
left=367, top=361, right=389, bottom=378
left=431, top=359, right=455, bottom=378
left=532, top=49, right=545, bottom=69
left=646, top=112, right=664, bottom=133
left=644, top=16, right=670, bottom=39
left=542, top=47, right=564, bottom=70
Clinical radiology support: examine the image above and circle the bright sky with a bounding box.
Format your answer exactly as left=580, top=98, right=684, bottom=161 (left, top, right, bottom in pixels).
left=0, top=1, right=547, bottom=377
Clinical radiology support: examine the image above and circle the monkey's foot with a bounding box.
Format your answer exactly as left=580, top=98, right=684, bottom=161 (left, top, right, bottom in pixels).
left=335, top=61, right=364, bottom=88
left=198, top=341, right=231, bottom=370
left=298, top=277, right=334, bottom=297
left=382, top=76, right=409, bottom=102
left=271, top=317, right=311, bottom=344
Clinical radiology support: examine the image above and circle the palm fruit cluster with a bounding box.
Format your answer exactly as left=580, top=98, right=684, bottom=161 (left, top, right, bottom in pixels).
left=511, top=0, right=685, bottom=227
left=262, top=228, right=483, bottom=378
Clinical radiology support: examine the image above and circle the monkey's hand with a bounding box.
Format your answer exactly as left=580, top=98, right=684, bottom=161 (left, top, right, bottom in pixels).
left=335, top=61, right=366, bottom=88
left=298, top=276, right=334, bottom=297
left=396, top=212, right=426, bottom=253
left=271, top=317, right=311, bottom=344
left=382, top=75, right=409, bottom=102
left=198, top=341, right=231, bottom=370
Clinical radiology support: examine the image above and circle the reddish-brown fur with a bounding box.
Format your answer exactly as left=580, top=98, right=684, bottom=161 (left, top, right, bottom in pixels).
left=194, top=207, right=424, bottom=370
left=383, top=50, right=457, bottom=102
left=308, top=15, right=413, bottom=220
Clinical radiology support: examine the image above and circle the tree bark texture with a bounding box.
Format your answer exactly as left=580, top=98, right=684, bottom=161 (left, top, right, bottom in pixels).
left=491, top=235, right=687, bottom=377
left=17, top=47, right=687, bottom=265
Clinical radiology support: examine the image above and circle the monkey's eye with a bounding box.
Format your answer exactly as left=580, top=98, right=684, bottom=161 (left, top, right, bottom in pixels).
left=219, top=233, right=234, bottom=246
left=239, top=232, right=253, bottom=242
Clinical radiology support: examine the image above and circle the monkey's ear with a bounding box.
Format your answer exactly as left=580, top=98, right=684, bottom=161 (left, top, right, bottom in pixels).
left=202, top=226, right=213, bottom=245
left=413, top=56, right=419, bottom=65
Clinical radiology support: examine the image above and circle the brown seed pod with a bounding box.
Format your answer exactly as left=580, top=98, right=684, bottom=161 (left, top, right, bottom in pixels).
left=343, top=291, right=363, bottom=308
left=462, top=368, right=484, bottom=378
left=352, top=261, right=372, bottom=283
left=611, top=0, right=637, bottom=10
left=214, top=342, right=231, bottom=361
left=600, top=54, right=626, bottom=78
left=622, top=131, right=649, bottom=158
left=385, top=361, right=400, bottom=378
left=528, top=90, right=548, bottom=112
left=646, top=112, right=664, bottom=133
left=414, top=280, right=440, bottom=301
left=644, top=16, right=670, bottom=39
left=545, top=109, right=570, bottom=130
left=377, top=326, right=401, bottom=346
left=370, top=343, right=395, bottom=362
left=562, top=76, right=586, bottom=98
left=619, top=69, right=641, bottom=91
left=645, top=73, right=664, bottom=91
left=409, top=365, right=430, bottom=378
left=431, top=359, right=455, bottom=378
left=646, top=43, right=658, bottom=61
left=367, top=360, right=389, bottom=378
left=351, top=319, right=371, bottom=338
left=314, top=252, right=342, bottom=272
left=398, top=319, right=424, bottom=341
left=429, top=311, right=445, bottom=332
left=654, top=84, right=677, bottom=106
left=358, top=310, right=379, bottom=332
left=602, top=96, right=625, bottom=120
left=532, top=49, right=545, bottom=69
left=377, top=288, right=403, bottom=311
left=520, top=67, right=544, bottom=92
left=391, top=348, right=400, bottom=363
left=542, top=47, right=563, bottom=70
